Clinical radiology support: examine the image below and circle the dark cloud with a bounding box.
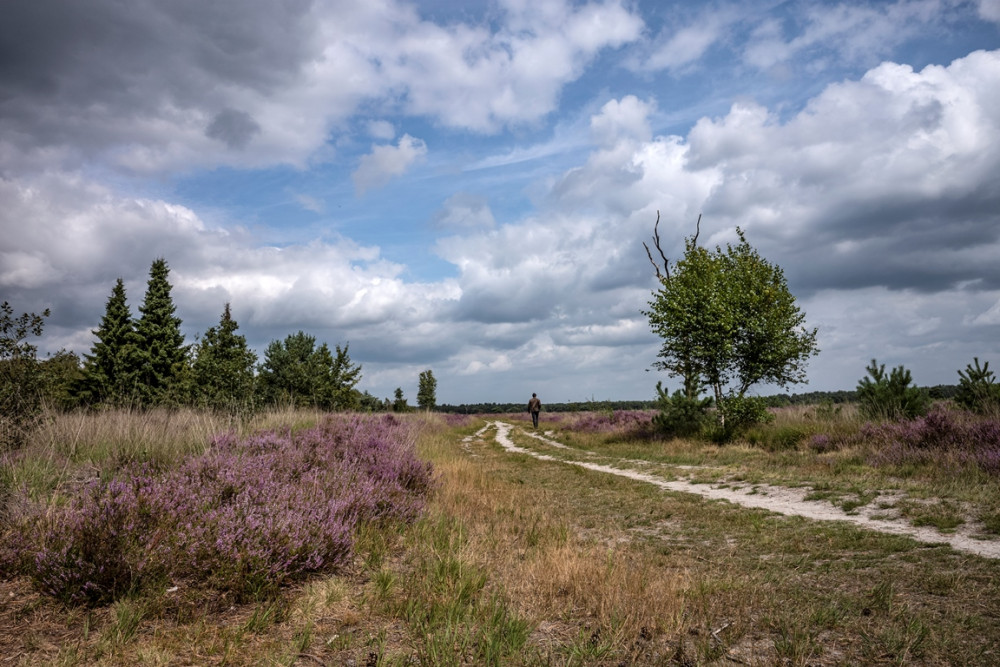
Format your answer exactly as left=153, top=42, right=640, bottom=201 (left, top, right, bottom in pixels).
left=206, top=109, right=262, bottom=149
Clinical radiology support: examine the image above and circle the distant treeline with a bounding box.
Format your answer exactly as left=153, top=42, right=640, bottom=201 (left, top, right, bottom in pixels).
left=438, top=385, right=962, bottom=414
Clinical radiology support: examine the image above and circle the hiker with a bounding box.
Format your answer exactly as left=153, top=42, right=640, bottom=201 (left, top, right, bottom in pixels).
left=527, top=392, right=541, bottom=428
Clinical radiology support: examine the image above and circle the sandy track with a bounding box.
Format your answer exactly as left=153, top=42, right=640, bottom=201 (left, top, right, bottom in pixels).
left=472, top=421, right=1000, bottom=560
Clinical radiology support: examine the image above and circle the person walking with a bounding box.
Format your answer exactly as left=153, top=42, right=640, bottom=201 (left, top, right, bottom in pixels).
left=527, top=392, right=541, bottom=428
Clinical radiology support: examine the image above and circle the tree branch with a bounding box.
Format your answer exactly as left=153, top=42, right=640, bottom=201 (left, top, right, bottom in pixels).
left=643, top=211, right=671, bottom=281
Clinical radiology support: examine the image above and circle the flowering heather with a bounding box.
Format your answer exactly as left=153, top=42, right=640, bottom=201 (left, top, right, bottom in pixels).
left=827, top=406, right=1000, bottom=476
left=7, top=414, right=432, bottom=606
left=565, top=410, right=656, bottom=435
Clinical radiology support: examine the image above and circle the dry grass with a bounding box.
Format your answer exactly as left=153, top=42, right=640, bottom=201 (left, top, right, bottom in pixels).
left=3, top=409, right=1000, bottom=665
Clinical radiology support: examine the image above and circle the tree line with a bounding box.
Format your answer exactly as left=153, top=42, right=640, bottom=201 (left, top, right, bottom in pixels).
left=1, top=259, right=441, bottom=449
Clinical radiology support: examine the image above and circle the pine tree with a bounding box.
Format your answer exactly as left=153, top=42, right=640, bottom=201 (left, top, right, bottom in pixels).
left=78, top=278, right=141, bottom=405
left=392, top=387, right=410, bottom=413
left=257, top=332, right=362, bottom=409
left=133, top=259, right=190, bottom=405
left=192, top=303, right=257, bottom=413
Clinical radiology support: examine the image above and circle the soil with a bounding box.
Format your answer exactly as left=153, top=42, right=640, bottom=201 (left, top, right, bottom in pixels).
left=480, top=421, right=1000, bottom=560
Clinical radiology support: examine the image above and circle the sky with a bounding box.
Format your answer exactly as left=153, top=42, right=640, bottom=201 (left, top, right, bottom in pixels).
left=2, top=0, right=1000, bottom=405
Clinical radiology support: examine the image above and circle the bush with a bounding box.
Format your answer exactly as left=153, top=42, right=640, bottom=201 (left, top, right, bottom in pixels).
left=955, top=358, right=1000, bottom=415
left=847, top=406, right=1000, bottom=476
left=8, top=414, right=433, bottom=605
left=720, top=394, right=773, bottom=431
left=856, top=359, right=929, bottom=421
left=651, top=382, right=711, bottom=438
left=0, top=303, right=50, bottom=452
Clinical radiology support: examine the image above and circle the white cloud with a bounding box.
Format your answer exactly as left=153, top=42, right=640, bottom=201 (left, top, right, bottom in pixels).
left=978, top=0, right=1000, bottom=22
left=352, top=134, right=428, bottom=195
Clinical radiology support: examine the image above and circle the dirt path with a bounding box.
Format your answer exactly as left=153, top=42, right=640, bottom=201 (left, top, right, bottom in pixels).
left=473, top=421, right=1000, bottom=560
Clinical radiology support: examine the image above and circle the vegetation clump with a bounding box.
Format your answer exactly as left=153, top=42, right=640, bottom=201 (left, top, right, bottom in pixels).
left=3, top=414, right=432, bottom=606
left=857, top=359, right=929, bottom=421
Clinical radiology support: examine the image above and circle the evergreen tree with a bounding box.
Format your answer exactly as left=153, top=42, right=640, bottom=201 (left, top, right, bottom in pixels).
left=257, top=331, right=362, bottom=410
left=313, top=342, right=363, bottom=410
left=192, top=303, right=258, bottom=413
left=417, top=369, right=437, bottom=410
left=392, top=387, right=410, bottom=413
left=133, top=259, right=190, bottom=405
left=78, top=278, right=141, bottom=405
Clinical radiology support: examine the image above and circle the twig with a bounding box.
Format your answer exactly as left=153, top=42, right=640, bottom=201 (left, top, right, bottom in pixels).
left=297, top=653, right=328, bottom=667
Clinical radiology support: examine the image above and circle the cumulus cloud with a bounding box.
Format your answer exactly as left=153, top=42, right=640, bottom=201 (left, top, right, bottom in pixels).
left=0, top=0, right=644, bottom=176
left=352, top=134, right=428, bottom=194
left=0, top=171, right=460, bottom=361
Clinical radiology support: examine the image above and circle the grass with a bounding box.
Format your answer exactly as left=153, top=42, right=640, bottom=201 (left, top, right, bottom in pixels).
left=2, top=407, right=1000, bottom=664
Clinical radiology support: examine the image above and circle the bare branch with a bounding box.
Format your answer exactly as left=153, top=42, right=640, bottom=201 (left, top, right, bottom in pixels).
left=644, top=210, right=671, bottom=281
left=692, top=213, right=702, bottom=246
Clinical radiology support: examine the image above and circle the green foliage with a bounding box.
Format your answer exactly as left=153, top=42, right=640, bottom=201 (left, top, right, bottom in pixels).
left=192, top=303, right=258, bottom=415
left=651, top=381, right=712, bottom=437
left=257, top=331, right=362, bottom=410
left=417, top=369, right=437, bottom=411
left=955, top=357, right=1000, bottom=415
left=38, top=350, right=84, bottom=410
left=393, top=387, right=410, bottom=413
left=133, top=259, right=190, bottom=406
left=857, top=359, right=929, bottom=421
left=644, top=225, right=818, bottom=412
left=78, top=278, right=143, bottom=406
left=0, top=302, right=50, bottom=451
left=719, top=394, right=774, bottom=431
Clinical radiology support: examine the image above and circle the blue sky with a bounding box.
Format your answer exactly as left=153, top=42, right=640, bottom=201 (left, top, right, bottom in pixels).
left=2, top=0, right=1000, bottom=404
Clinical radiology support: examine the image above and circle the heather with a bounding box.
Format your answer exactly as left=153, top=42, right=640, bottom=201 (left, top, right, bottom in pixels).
left=560, top=409, right=656, bottom=435
left=861, top=406, right=1000, bottom=475
left=3, top=413, right=432, bottom=606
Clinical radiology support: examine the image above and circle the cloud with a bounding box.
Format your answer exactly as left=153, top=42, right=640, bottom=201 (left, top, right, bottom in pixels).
left=352, top=134, right=428, bottom=195
left=743, top=0, right=948, bottom=72
left=978, top=0, right=1000, bottom=22
left=205, top=109, right=262, bottom=149
left=0, top=0, right=644, bottom=177
left=433, top=193, right=496, bottom=230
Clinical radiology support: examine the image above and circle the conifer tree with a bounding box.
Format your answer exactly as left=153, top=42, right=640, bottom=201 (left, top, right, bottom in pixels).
left=192, top=303, right=257, bottom=412
left=79, top=278, right=141, bottom=405
left=257, top=331, right=362, bottom=410
left=133, top=259, right=190, bottom=405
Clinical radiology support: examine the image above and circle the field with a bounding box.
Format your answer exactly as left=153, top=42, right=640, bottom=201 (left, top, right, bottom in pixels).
left=2, top=405, right=1000, bottom=665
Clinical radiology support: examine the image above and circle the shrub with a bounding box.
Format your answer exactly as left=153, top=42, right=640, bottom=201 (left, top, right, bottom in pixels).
left=9, top=414, right=433, bottom=605
left=858, top=406, right=1000, bottom=476
left=955, top=358, right=1000, bottom=415
left=720, top=394, right=773, bottom=431
left=0, top=303, right=50, bottom=452
left=651, top=382, right=711, bottom=438
left=856, top=359, right=929, bottom=421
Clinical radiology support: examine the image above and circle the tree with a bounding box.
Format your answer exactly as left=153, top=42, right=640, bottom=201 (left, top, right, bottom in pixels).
left=257, top=331, right=362, bottom=410
left=392, top=387, right=410, bottom=413
left=133, top=259, right=190, bottom=405
left=1, top=302, right=49, bottom=450
left=192, top=303, right=258, bottom=413
left=955, top=358, right=1000, bottom=415
left=78, top=278, right=142, bottom=405
left=857, top=359, right=928, bottom=421
left=417, top=369, right=437, bottom=411
left=644, top=214, right=819, bottom=424
left=39, top=350, right=84, bottom=410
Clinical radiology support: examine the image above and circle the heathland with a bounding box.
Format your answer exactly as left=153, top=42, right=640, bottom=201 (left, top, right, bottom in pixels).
left=2, top=403, right=999, bottom=665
